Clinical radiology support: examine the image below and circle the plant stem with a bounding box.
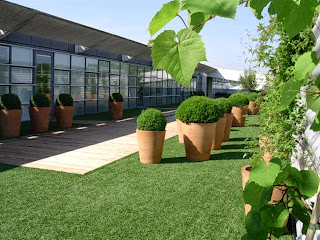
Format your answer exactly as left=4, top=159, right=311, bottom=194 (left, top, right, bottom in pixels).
left=177, top=14, right=188, bottom=28
left=193, top=15, right=215, bottom=31
left=300, top=90, right=320, bottom=95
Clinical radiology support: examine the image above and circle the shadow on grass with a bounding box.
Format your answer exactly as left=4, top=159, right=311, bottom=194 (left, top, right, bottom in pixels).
left=161, top=157, right=195, bottom=164
left=0, top=163, right=18, bottom=173
left=231, top=129, right=239, bottom=131
left=246, top=123, right=260, bottom=127
left=221, top=144, right=247, bottom=150
left=228, top=138, right=247, bottom=142
left=212, top=151, right=253, bottom=160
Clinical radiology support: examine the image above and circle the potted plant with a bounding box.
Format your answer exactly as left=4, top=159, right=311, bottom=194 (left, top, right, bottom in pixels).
left=214, top=98, right=234, bottom=142
left=0, top=93, right=22, bottom=138
left=109, top=93, right=124, bottom=120
left=247, top=92, right=261, bottom=115
left=211, top=98, right=227, bottom=150
left=29, top=93, right=51, bottom=132
left=228, top=93, right=249, bottom=127
left=136, top=108, right=167, bottom=164
left=55, top=93, right=74, bottom=129
left=176, top=96, right=219, bottom=161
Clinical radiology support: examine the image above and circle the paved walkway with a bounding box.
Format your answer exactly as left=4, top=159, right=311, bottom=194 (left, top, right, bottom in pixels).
left=0, top=112, right=177, bottom=175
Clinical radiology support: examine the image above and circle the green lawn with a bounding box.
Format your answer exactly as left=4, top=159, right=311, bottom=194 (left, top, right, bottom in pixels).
left=0, top=116, right=290, bottom=239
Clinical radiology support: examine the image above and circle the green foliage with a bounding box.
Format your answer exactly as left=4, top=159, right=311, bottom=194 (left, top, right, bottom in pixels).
left=243, top=158, right=319, bottom=239
left=190, top=90, right=205, bottom=96
left=239, top=69, right=257, bottom=92
left=0, top=94, right=21, bottom=110
left=55, top=94, right=73, bottom=106
left=247, top=92, right=260, bottom=102
left=30, top=94, right=50, bottom=108
left=137, top=108, right=167, bottom=131
left=175, top=96, right=220, bottom=123
left=214, top=98, right=232, bottom=114
left=109, top=93, right=124, bottom=102
left=152, top=28, right=207, bottom=87
left=228, top=93, right=249, bottom=107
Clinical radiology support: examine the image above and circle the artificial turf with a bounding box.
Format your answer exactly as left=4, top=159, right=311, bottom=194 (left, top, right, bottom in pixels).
left=0, top=115, right=290, bottom=239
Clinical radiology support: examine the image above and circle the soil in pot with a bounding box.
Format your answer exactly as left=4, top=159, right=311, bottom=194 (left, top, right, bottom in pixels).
left=222, top=113, right=233, bottom=142
left=136, top=129, right=166, bottom=164
left=55, top=106, right=74, bottom=129
left=0, top=109, right=22, bottom=138
left=212, top=117, right=226, bottom=150
left=232, top=106, right=248, bottom=127
left=109, top=102, right=123, bottom=120
left=182, top=122, right=216, bottom=161
left=29, top=107, right=51, bottom=132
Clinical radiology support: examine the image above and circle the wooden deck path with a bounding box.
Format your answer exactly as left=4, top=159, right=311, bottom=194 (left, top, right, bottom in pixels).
left=0, top=113, right=177, bottom=175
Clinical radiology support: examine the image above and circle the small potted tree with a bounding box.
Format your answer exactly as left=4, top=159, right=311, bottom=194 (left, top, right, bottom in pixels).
left=229, top=93, right=249, bottom=127
left=176, top=96, right=219, bottom=161
left=136, top=108, right=167, bottom=164
left=211, top=98, right=227, bottom=150
left=109, top=93, right=124, bottom=120
left=0, top=94, right=22, bottom=138
left=247, top=92, right=261, bottom=115
left=29, top=93, right=51, bottom=132
left=55, top=93, right=74, bottom=129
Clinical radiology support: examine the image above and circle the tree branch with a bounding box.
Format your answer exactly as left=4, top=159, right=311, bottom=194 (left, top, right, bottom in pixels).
left=177, top=14, right=188, bottom=28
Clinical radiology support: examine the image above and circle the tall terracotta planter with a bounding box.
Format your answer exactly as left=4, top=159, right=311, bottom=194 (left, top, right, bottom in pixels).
left=222, top=113, right=233, bottom=142
left=248, top=101, right=259, bottom=115
left=109, top=101, right=123, bottom=120
left=29, top=107, right=51, bottom=132
left=176, top=119, right=184, bottom=143
left=55, top=106, right=74, bottom=128
left=182, top=122, right=216, bottom=161
left=259, top=136, right=273, bottom=165
left=136, top=129, right=166, bottom=164
left=232, top=106, right=248, bottom=127
left=212, top=117, right=226, bottom=150
left=0, top=109, right=22, bottom=138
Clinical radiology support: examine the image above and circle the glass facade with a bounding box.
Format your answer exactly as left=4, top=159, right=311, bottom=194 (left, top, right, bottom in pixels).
left=0, top=44, right=197, bottom=121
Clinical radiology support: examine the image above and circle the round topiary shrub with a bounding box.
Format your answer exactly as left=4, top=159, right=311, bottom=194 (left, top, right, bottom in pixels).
left=30, top=93, right=50, bottom=107
left=191, top=91, right=205, bottom=96
left=0, top=94, right=21, bottom=110
left=213, top=98, right=232, bottom=115
left=137, top=108, right=167, bottom=131
left=109, top=93, right=124, bottom=102
left=55, top=93, right=73, bottom=106
left=247, top=92, right=261, bottom=102
left=175, top=96, right=220, bottom=123
left=228, top=93, right=249, bottom=107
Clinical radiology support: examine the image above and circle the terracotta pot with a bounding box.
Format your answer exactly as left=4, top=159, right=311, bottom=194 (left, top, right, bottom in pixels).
left=0, top=109, right=22, bottom=138
left=212, top=117, right=226, bottom=150
left=109, top=101, right=123, bottom=120
left=29, top=107, right=51, bottom=132
left=222, top=113, right=233, bottom=142
left=86, top=93, right=91, bottom=99
left=54, top=106, right=74, bottom=129
left=182, top=122, right=216, bottom=161
left=259, top=136, right=273, bottom=165
left=232, top=106, right=248, bottom=127
left=176, top=119, right=184, bottom=143
left=241, top=165, right=287, bottom=216
left=44, top=93, right=51, bottom=101
left=248, top=101, right=259, bottom=115
left=92, top=94, right=97, bottom=99
left=136, top=129, right=166, bottom=164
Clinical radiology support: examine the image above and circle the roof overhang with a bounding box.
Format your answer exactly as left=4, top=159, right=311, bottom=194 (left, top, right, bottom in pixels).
left=195, top=63, right=216, bottom=74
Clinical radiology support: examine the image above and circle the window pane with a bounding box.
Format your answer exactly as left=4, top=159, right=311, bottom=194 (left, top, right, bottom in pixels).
left=71, top=56, right=85, bottom=70
left=99, top=73, right=109, bottom=86
left=128, top=87, right=137, bottom=97
left=86, top=73, right=97, bottom=85
left=54, top=53, right=70, bottom=69
left=0, top=65, right=9, bottom=84
left=110, top=75, right=119, bottom=85
left=0, top=86, right=9, bottom=95
left=54, top=70, right=70, bottom=84
left=145, top=67, right=151, bottom=78
left=86, top=58, right=98, bottom=72
left=0, top=46, right=9, bottom=64
left=12, top=67, right=33, bottom=83
left=98, top=100, right=108, bottom=112
left=71, top=71, right=85, bottom=85
left=110, top=86, right=119, bottom=95
left=98, top=87, right=109, bottom=99
left=120, top=63, right=129, bottom=75
left=12, top=47, right=33, bottom=66
left=129, top=65, right=137, bottom=76
left=85, top=86, right=97, bottom=99
left=11, top=85, right=32, bottom=104
left=74, top=101, right=84, bottom=115
left=85, top=101, right=97, bottom=114
left=120, top=87, right=128, bottom=98
left=99, top=61, right=109, bottom=73
left=54, top=86, right=70, bottom=100
left=110, top=62, right=120, bottom=74
left=128, top=98, right=136, bottom=109
left=157, top=70, right=163, bottom=79
left=120, top=75, right=128, bottom=86
left=71, top=87, right=84, bottom=100
left=128, top=77, right=136, bottom=86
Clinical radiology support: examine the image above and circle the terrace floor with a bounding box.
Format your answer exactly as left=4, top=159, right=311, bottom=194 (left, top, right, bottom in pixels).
left=0, top=110, right=177, bottom=174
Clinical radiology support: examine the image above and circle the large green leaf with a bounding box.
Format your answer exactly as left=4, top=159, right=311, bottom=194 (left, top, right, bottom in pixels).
left=148, top=0, right=181, bottom=37
left=271, top=0, right=318, bottom=38
left=299, top=170, right=319, bottom=198
left=188, top=12, right=210, bottom=33
left=260, top=205, right=290, bottom=228
left=292, top=197, right=311, bottom=234
left=245, top=210, right=269, bottom=240
left=278, top=78, right=303, bottom=111
left=243, top=182, right=272, bottom=207
left=247, top=0, right=271, bottom=19
left=311, top=112, right=320, bottom=131
left=293, top=51, right=318, bottom=82
left=152, top=28, right=207, bottom=87
left=185, top=0, right=238, bottom=19
left=249, top=158, right=281, bottom=188
left=306, top=86, right=320, bottom=113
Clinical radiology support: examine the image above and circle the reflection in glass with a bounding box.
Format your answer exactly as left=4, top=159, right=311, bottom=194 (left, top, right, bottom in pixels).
left=120, top=75, right=128, bottom=86
left=54, top=86, right=70, bottom=100
left=0, top=86, right=9, bottom=96
left=12, top=47, right=33, bottom=66
left=86, top=58, right=98, bottom=72
left=110, top=62, right=120, bottom=74
left=71, top=71, right=85, bottom=85
left=129, top=65, right=137, bottom=76
left=0, top=65, right=9, bottom=84
left=128, top=87, right=137, bottom=97
left=86, top=73, right=98, bottom=85
left=120, top=87, right=128, bottom=98
left=99, top=61, right=109, bottom=73
left=71, top=87, right=84, bottom=100
left=71, top=56, right=85, bottom=70
left=120, top=63, right=129, bottom=75
left=85, top=101, right=97, bottom=114
left=54, top=70, right=70, bottom=84
left=0, top=46, right=9, bottom=64
left=99, top=73, right=109, bottom=86
left=73, top=101, right=84, bottom=115
left=98, top=100, right=108, bottom=112
left=110, top=75, right=119, bottom=85
left=12, top=67, right=33, bottom=83
left=98, top=87, right=109, bottom=99
left=54, top=53, right=70, bottom=69
left=12, top=85, right=32, bottom=104
left=128, top=77, right=136, bottom=86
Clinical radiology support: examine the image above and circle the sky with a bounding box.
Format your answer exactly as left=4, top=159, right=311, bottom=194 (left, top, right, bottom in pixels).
left=8, top=0, right=267, bottom=73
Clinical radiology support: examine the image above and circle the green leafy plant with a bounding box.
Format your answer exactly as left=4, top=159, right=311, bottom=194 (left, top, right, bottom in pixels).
left=175, top=96, right=219, bottom=123
left=247, top=93, right=261, bottom=102
left=239, top=69, right=257, bottom=92
left=228, top=93, right=249, bottom=107
left=30, top=94, right=50, bottom=108
left=243, top=158, right=319, bottom=240
left=214, top=98, right=232, bottom=114
left=137, top=108, right=167, bottom=131
left=191, top=91, right=205, bottom=96
left=55, top=94, right=73, bottom=106
left=109, top=93, right=124, bottom=102
left=0, top=94, right=21, bottom=110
